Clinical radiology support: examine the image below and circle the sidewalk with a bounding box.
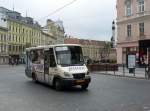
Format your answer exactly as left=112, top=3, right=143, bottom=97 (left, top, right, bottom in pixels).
left=0, top=64, right=25, bottom=68
left=92, top=67, right=147, bottom=79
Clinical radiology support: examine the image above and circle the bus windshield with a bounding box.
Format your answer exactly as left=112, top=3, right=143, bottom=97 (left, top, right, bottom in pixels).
left=55, top=46, right=84, bottom=66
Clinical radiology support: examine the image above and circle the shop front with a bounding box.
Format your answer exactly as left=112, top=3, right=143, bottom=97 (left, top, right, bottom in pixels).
left=117, top=41, right=139, bottom=66
left=122, top=46, right=138, bottom=67
left=139, top=40, right=150, bottom=66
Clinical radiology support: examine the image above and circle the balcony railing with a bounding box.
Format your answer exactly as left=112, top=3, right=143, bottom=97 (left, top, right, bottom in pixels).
left=117, top=11, right=150, bottom=23
left=0, top=51, right=8, bottom=55
left=139, top=35, right=150, bottom=40
left=136, top=11, right=150, bottom=17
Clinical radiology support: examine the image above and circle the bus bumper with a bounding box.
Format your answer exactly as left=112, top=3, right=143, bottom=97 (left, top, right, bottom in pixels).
left=59, top=77, right=91, bottom=87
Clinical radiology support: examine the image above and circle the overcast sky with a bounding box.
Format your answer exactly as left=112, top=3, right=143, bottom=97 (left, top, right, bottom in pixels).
left=0, top=0, right=116, bottom=41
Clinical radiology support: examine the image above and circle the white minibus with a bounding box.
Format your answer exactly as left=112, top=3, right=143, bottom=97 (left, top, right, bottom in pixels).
left=25, top=44, right=91, bottom=90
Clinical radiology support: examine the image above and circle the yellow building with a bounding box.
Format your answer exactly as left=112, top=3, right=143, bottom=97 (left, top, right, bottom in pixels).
left=0, top=7, right=54, bottom=64
left=6, top=18, right=42, bottom=64
left=0, top=11, right=9, bottom=64
left=0, top=7, right=64, bottom=64
left=0, top=27, right=8, bottom=64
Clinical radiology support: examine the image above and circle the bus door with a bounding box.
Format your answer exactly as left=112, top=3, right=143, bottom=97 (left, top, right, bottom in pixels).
left=49, top=48, right=57, bottom=85
left=25, top=51, right=32, bottom=78
left=44, top=49, right=50, bottom=83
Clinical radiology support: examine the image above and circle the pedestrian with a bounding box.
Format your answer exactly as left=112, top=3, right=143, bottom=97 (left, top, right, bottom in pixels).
left=9, top=57, right=11, bottom=65
left=15, top=59, right=18, bottom=65
left=11, top=59, right=14, bottom=66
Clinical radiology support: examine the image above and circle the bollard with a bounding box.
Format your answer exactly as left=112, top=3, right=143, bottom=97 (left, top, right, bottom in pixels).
left=145, top=65, right=147, bottom=79
left=148, top=65, right=150, bottom=79
left=123, top=64, right=125, bottom=76
left=114, top=65, right=116, bottom=75
left=106, top=64, right=107, bottom=74
left=133, top=68, right=135, bottom=76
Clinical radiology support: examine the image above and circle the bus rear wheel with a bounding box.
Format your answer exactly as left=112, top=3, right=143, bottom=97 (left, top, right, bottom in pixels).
left=32, top=73, right=37, bottom=82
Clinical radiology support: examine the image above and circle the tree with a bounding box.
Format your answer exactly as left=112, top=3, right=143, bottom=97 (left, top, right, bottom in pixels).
left=100, top=42, right=111, bottom=62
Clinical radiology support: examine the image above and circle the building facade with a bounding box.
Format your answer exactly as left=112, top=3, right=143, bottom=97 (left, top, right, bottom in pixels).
left=0, top=10, right=9, bottom=64
left=116, top=0, right=150, bottom=65
left=0, top=26, right=8, bottom=63
left=43, top=19, right=65, bottom=44
left=7, top=18, right=42, bottom=64
left=0, top=7, right=56, bottom=64
left=41, top=31, right=56, bottom=45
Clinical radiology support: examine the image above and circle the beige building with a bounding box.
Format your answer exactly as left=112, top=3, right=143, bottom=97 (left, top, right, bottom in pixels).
left=43, top=19, right=65, bottom=44
left=41, top=31, right=56, bottom=45
left=117, top=0, right=150, bottom=65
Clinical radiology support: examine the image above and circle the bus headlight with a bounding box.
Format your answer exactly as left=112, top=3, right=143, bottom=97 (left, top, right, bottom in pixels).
left=64, top=72, right=71, bottom=77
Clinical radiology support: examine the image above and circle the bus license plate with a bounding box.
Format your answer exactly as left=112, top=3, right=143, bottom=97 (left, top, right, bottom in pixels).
left=76, top=80, right=85, bottom=83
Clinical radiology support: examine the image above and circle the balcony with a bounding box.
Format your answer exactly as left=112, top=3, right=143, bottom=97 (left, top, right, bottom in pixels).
left=136, top=11, right=150, bottom=17
left=138, top=34, right=150, bottom=40
left=117, top=11, right=150, bottom=23
left=0, top=51, right=8, bottom=56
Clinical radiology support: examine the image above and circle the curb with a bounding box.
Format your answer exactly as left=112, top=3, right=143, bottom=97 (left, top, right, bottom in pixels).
left=92, top=72, right=147, bottom=80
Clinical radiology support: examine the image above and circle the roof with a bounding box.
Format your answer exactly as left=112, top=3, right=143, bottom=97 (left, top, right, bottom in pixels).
left=26, top=44, right=81, bottom=51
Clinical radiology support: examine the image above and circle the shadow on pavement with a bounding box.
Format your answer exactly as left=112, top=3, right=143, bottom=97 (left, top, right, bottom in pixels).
left=25, top=80, right=89, bottom=93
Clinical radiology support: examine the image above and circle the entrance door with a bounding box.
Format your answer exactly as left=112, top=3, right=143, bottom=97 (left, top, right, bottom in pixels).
left=44, top=50, right=50, bottom=83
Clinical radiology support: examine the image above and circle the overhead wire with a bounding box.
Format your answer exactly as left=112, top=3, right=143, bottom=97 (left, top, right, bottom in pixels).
left=37, top=0, right=77, bottom=21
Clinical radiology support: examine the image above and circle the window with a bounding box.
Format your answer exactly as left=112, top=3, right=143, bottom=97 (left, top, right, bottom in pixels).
left=30, top=49, right=44, bottom=64
left=9, top=35, right=11, bottom=41
left=55, top=46, right=84, bottom=66
left=23, top=28, right=24, bottom=33
left=139, top=22, right=144, bottom=36
left=12, top=35, right=14, bottom=41
left=13, top=26, right=14, bottom=31
left=138, top=0, right=144, bottom=12
left=4, top=34, right=6, bottom=42
left=125, top=0, right=132, bottom=16
left=12, top=46, right=15, bottom=52
left=4, top=45, right=6, bottom=52
left=127, top=24, right=132, bottom=37
left=0, top=34, right=2, bottom=41
left=9, top=25, right=11, bottom=30
left=15, top=46, right=17, bottom=52
left=0, top=45, right=1, bottom=52
left=9, top=45, right=11, bottom=51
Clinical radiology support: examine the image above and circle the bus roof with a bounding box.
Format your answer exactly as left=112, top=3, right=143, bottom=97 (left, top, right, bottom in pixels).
left=26, top=44, right=81, bottom=51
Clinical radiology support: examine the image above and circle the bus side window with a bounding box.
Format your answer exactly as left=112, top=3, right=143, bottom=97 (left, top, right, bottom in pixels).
left=30, top=50, right=38, bottom=63
left=49, top=48, right=56, bottom=67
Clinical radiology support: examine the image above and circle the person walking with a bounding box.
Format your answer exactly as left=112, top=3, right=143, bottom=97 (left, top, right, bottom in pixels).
left=11, top=58, right=14, bottom=66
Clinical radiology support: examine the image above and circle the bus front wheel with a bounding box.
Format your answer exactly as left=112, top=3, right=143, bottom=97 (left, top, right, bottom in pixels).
left=54, top=79, right=62, bottom=91
left=81, top=84, right=89, bottom=90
